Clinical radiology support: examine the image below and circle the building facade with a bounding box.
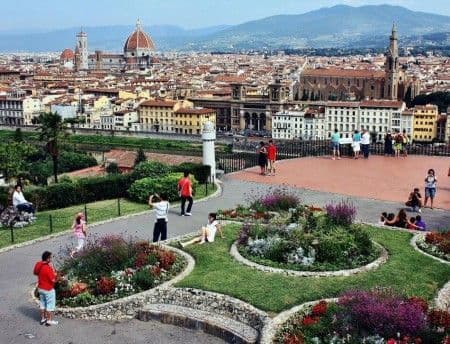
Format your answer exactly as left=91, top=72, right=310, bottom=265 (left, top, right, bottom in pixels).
left=412, top=105, right=439, bottom=142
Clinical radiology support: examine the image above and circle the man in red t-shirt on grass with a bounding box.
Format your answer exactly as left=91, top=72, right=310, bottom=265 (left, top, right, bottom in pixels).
left=178, top=170, right=193, bottom=216
left=267, top=140, right=278, bottom=176
left=33, top=251, right=58, bottom=326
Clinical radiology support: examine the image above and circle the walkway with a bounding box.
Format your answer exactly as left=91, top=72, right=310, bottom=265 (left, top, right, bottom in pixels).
left=0, top=175, right=449, bottom=344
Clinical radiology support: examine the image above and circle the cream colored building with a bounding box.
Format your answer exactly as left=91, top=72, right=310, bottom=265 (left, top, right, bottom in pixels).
left=23, top=97, right=42, bottom=125
left=174, top=107, right=216, bottom=135
left=412, top=104, right=439, bottom=142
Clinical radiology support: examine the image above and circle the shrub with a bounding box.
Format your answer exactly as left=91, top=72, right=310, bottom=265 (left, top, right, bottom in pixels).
left=132, top=161, right=171, bottom=180
left=250, top=188, right=300, bottom=212
left=132, top=268, right=155, bottom=290
left=157, top=250, right=176, bottom=270
left=325, top=200, right=356, bottom=226
left=106, top=162, right=120, bottom=174
left=337, top=290, right=427, bottom=338
left=96, top=277, right=116, bottom=295
left=134, top=148, right=147, bottom=166
left=128, top=173, right=197, bottom=203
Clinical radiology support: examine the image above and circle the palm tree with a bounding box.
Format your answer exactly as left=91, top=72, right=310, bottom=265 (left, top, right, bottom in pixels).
left=36, top=112, right=66, bottom=183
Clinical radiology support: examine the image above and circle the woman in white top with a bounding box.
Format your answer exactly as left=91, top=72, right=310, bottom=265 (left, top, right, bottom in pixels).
left=179, top=213, right=223, bottom=247
left=148, top=193, right=170, bottom=242
left=12, top=185, right=35, bottom=214
left=423, top=169, right=437, bottom=209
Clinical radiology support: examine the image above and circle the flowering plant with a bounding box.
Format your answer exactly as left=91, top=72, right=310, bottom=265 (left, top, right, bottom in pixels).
left=325, top=200, right=356, bottom=226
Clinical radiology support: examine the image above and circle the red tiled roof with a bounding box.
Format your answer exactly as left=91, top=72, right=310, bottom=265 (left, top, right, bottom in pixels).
left=326, top=101, right=360, bottom=108
left=139, top=99, right=177, bottom=107
left=60, top=48, right=74, bottom=60
left=124, top=27, right=155, bottom=51
left=303, top=68, right=385, bottom=79
left=175, top=108, right=215, bottom=115
left=360, top=100, right=404, bottom=108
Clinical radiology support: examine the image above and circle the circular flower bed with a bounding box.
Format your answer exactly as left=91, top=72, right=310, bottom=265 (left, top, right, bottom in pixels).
left=236, top=201, right=380, bottom=272
left=416, top=232, right=450, bottom=262
left=275, top=290, right=450, bottom=344
left=54, top=235, right=186, bottom=307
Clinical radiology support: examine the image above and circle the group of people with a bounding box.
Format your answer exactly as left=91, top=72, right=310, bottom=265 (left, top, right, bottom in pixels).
left=330, top=128, right=371, bottom=160
left=380, top=168, right=438, bottom=230
left=257, top=140, right=278, bottom=175
left=384, top=129, right=410, bottom=157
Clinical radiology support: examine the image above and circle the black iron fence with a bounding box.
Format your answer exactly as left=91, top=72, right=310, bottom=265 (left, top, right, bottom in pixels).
left=218, top=140, right=450, bottom=174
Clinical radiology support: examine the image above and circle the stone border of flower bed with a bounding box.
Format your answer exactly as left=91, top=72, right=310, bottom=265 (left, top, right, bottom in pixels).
left=260, top=297, right=338, bottom=344
left=1, top=182, right=222, bottom=255
left=51, top=245, right=195, bottom=320
left=410, top=233, right=449, bottom=265
left=230, top=240, right=388, bottom=277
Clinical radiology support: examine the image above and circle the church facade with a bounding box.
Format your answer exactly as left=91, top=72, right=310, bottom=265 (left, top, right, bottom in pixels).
left=61, top=20, right=155, bottom=71
left=295, top=25, right=420, bottom=102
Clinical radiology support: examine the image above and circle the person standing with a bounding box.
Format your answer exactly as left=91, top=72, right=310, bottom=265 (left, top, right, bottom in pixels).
left=394, top=129, right=403, bottom=158
left=384, top=131, right=394, bottom=156
left=361, top=129, right=371, bottom=159
left=148, top=193, right=169, bottom=242
left=424, top=169, right=437, bottom=209
left=33, top=251, right=58, bottom=326
left=178, top=171, right=193, bottom=216
left=267, top=140, right=278, bottom=175
left=352, top=130, right=361, bottom=159
left=12, top=185, right=35, bottom=214
left=402, top=129, right=409, bottom=157
left=70, top=213, right=87, bottom=258
left=331, top=129, right=341, bottom=160
left=257, top=141, right=268, bottom=175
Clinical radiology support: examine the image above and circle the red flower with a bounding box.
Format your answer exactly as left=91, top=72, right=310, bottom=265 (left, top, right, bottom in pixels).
left=283, top=333, right=304, bottom=344
left=408, top=296, right=429, bottom=312
left=151, top=265, right=162, bottom=276
left=311, top=301, right=328, bottom=316
left=96, top=276, right=115, bottom=295
left=301, top=316, right=320, bottom=326
left=157, top=250, right=176, bottom=270
left=387, top=339, right=396, bottom=344
left=428, top=309, right=450, bottom=330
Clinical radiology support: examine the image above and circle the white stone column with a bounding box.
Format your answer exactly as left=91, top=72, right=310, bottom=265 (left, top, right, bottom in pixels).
left=202, top=121, right=216, bottom=182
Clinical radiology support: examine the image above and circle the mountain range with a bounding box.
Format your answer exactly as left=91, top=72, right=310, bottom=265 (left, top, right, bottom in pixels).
left=1, top=4, right=450, bottom=53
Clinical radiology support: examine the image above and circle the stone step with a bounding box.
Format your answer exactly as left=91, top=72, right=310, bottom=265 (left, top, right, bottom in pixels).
left=137, top=303, right=259, bottom=344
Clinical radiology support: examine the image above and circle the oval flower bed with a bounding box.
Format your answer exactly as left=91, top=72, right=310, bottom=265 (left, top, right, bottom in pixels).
left=416, top=232, right=450, bottom=262
left=275, top=290, right=450, bottom=344
left=55, top=235, right=186, bottom=307
left=236, top=201, right=380, bottom=272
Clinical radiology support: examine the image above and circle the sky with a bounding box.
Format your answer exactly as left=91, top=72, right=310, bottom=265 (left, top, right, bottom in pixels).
left=1, top=0, right=450, bottom=32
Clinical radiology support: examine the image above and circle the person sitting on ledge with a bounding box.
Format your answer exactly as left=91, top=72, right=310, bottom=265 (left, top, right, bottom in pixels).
left=12, top=185, right=35, bottom=214
left=383, top=209, right=420, bottom=230
left=178, top=213, right=223, bottom=248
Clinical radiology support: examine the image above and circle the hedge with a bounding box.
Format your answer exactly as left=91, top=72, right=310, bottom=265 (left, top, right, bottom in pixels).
left=132, top=161, right=172, bottom=180
left=171, top=163, right=211, bottom=184
left=128, top=173, right=198, bottom=203
left=24, top=174, right=133, bottom=211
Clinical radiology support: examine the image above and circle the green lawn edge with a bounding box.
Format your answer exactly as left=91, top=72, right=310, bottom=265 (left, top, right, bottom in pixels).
left=0, top=183, right=216, bottom=249
left=175, top=224, right=450, bottom=313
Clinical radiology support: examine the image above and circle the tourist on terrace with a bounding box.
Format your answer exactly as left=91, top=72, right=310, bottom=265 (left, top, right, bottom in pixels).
left=424, top=169, right=437, bottom=209
left=352, top=130, right=361, bottom=159
left=394, top=129, right=403, bottom=158
left=267, top=139, right=278, bottom=175
left=257, top=141, right=268, bottom=175
left=12, top=185, right=35, bottom=214
left=70, top=212, right=87, bottom=258
left=384, top=131, right=394, bottom=156
left=383, top=209, right=419, bottom=229
left=331, top=128, right=341, bottom=160
left=148, top=193, right=169, bottom=242
left=361, top=129, right=371, bottom=159
left=178, top=171, right=193, bottom=216
left=405, top=187, right=422, bottom=213
left=401, top=129, right=409, bottom=157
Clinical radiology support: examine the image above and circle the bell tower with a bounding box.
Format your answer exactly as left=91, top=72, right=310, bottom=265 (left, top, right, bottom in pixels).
left=384, top=24, right=399, bottom=100
left=75, top=29, right=88, bottom=71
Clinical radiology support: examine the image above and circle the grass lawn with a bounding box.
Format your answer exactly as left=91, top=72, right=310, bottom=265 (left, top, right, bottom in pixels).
left=176, top=224, right=450, bottom=314
left=0, top=182, right=216, bottom=249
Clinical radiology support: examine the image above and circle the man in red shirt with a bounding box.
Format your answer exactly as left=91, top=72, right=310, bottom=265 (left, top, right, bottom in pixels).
left=267, top=140, right=278, bottom=176
left=33, top=251, right=58, bottom=326
left=178, top=170, right=193, bottom=216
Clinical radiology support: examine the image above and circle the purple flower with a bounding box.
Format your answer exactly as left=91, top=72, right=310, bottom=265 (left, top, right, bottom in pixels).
left=325, top=200, right=356, bottom=226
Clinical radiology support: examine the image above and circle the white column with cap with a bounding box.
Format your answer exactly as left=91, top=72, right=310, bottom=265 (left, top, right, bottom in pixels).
left=202, top=121, right=216, bottom=182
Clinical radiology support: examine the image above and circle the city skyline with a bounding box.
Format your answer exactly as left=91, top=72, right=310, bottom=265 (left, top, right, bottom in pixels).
left=1, top=0, right=450, bottom=33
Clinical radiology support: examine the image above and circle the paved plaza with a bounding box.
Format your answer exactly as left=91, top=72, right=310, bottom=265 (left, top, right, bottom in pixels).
left=0, top=157, right=449, bottom=343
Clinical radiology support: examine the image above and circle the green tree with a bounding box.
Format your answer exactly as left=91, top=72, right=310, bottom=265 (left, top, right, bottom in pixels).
left=134, top=148, right=147, bottom=166
left=106, top=162, right=120, bottom=174
left=0, top=142, right=37, bottom=180
left=36, top=112, right=66, bottom=183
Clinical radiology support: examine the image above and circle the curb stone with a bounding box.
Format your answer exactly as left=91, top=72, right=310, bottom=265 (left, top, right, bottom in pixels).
left=410, top=233, right=450, bottom=265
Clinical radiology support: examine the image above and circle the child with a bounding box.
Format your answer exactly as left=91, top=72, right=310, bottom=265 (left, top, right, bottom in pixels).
left=70, top=212, right=87, bottom=258
left=415, top=215, right=426, bottom=231
left=379, top=212, right=388, bottom=225
left=407, top=217, right=417, bottom=230
left=179, top=213, right=223, bottom=247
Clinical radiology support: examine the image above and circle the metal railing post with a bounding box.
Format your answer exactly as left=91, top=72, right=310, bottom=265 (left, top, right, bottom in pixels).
left=84, top=204, right=88, bottom=223
left=49, top=214, right=53, bottom=233
left=117, top=198, right=121, bottom=216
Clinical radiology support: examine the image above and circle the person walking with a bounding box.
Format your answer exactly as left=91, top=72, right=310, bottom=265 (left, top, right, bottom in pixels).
left=70, top=212, right=87, bottom=258
left=148, top=193, right=169, bottom=242
left=257, top=141, right=268, bottom=175
left=267, top=140, right=278, bottom=175
left=33, top=251, right=58, bottom=326
left=424, top=169, right=437, bottom=209
left=178, top=171, right=193, bottom=216
left=331, top=128, right=341, bottom=160
left=361, top=129, right=371, bottom=159
left=352, top=130, right=361, bottom=159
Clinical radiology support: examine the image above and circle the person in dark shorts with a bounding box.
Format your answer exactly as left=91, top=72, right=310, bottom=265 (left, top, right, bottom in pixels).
left=148, top=193, right=169, bottom=242
left=257, top=141, right=268, bottom=175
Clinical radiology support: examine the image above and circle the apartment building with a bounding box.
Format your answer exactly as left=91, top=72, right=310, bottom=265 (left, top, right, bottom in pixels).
left=412, top=105, right=439, bottom=142
left=174, top=108, right=216, bottom=135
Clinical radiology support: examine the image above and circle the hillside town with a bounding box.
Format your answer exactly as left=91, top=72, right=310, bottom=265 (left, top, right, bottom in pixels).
left=0, top=21, right=450, bottom=143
